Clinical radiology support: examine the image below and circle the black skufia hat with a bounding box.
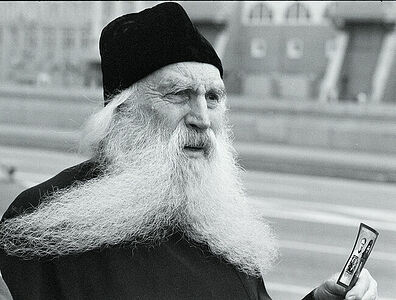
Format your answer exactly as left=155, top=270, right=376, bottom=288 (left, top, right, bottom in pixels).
left=99, top=2, right=223, bottom=105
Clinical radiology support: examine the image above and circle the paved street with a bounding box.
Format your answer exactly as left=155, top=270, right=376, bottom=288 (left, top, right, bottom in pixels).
left=1, top=146, right=395, bottom=299
left=243, top=171, right=396, bottom=300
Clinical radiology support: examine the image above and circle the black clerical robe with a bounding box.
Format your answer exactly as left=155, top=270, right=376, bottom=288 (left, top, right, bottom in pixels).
left=0, top=160, right=315, bottom=300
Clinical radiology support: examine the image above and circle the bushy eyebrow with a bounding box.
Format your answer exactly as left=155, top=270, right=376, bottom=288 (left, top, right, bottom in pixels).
left=158, top=77, right=226, bottom=96
left=208, top=86, right=227, bottom=98
left=158, top=78, right=191, bottom=92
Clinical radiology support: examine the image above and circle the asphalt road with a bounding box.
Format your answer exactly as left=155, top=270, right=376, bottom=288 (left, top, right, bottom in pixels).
left=243, top=171, right=396, bottom=300
left=1, top=146, right=395, bottom=299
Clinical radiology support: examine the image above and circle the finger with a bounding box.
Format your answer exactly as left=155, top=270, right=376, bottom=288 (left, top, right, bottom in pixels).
left=361, top=277, right=378, bottom=300
left=345, top=269, right=371, bottom=299
left=325, top=273, right=346, bottom=295
left=313, top=273, right=347, bottom=299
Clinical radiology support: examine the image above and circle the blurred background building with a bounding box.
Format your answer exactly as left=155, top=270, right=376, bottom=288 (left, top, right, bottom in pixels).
left=0, top=1, right=231, bottom=88
left=223, top=1, right=336, bottom=100
left=1, top=1, right=395, bottom=102
left=0, top=1, right=138, bottom=87
left=223, top=2, right=396, bottom=103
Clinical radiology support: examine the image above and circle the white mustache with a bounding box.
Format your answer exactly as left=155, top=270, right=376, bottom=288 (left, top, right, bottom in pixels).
left=178, top=128, right=215, bottom=157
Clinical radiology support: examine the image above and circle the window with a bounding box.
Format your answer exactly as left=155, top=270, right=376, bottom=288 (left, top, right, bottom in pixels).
left=43, top=27, right=56, bottom=60
left=62, top=28, right=75, bottom=49
left=285, top=2, right=311, bottom=24
left=43, top=27, right=55, bottom=47
left=26, top=25, right=38, bottom=48
left=250, top=38, right=267, bottom=58
left=286, top=38, right=304, bottom=59
left=245, top=2, right=273, bottom=25
left=0, top=27, right=3, bottom=64
left=23, top=24, right=37, bottom=60
left=81, top=26, right=91, bottom=49
left=9, top=26, right=19, bottom=48
left=9, top=26, right=20, bottom=60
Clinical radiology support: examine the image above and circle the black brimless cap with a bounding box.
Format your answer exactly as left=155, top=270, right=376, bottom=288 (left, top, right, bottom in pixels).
left=99, top=2, right=223, bottom=105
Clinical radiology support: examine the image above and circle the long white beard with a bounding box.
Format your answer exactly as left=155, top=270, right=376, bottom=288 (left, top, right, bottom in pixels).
left=0, top=101, right=278, bottom=276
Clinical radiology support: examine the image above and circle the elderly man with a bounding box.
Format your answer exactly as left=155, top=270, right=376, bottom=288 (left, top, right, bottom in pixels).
left=0, top=2, right=377, bottom=300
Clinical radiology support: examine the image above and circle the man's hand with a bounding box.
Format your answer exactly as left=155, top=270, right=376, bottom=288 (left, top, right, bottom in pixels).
left=313, top=269, right=377, bottom=300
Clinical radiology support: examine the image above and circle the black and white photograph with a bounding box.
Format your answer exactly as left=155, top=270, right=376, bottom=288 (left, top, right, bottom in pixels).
left=338, top=223, right=379, bottom=289
left=0, top=1, right=395, bottom=299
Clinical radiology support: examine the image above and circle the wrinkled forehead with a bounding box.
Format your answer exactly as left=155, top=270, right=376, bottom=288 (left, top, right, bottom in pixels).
left=151, top=62, right=225, bottom=90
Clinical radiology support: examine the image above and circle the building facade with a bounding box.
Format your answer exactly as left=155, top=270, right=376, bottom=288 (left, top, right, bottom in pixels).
left=1, top=1, right=395, bottom=103
left=0, top=1, right=139, bottom=87
left=322, top=2, right=396, bottom=103
left=0, top=1, right=231, bottom=88
left=222, top=1, right=337, bottom=99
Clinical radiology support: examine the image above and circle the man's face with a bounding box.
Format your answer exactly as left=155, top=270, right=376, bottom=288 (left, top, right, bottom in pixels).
left=136, top=62, right=226, bottom=159
left=359, top=238, right=367, bottom=252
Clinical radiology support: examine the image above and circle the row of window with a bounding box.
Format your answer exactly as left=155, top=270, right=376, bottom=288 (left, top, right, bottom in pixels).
left=250, top=38, right=336, bottom=60
left=0, top=25, right=92, bottom=68
left=246, top=2, right=332, bottom=25
left=0, top=2, right=94, bottom=22
left=0, top=25, right=91, bottom=51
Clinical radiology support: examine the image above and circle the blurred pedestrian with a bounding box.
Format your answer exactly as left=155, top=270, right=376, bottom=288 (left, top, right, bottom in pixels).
left=0, top=163, right=15, bottom=183
left=0, top=2, right=377, bottom=300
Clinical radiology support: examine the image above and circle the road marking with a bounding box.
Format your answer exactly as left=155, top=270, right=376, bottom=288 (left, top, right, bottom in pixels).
left=245, top=170, right=396, bottom=194
left=265, top=281, right=396, bottom=300
left=244, top=182, right=309, bottom=195
left=256, top=205, right=396, bottom=232
left=279, top=240, right=396, bottom=262
left=251, top=196, right=396, bottom=222
left=249, top=197, right=396, bottom=232
left=265, top=281, right=311, bottom=296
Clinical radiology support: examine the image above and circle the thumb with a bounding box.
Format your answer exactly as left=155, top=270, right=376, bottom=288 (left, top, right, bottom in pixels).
left=314, top=273, right=346, bottom=300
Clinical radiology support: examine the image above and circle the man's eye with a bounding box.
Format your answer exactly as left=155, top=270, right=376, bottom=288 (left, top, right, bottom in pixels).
left=165, top=90, right=190, bottom=103
left=173, top=90, right=191, bottom=101
left=175, top=90, right=189, bottom=97
left=206, top=92, right=219, bottom=102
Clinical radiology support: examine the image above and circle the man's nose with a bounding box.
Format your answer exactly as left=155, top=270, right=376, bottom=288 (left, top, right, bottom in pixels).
left=184, top=95, right=210, bottom=130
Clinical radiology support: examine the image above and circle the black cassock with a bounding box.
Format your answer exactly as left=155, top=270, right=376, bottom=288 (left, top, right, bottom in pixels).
left=0, top=160, right=314, bottom=300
